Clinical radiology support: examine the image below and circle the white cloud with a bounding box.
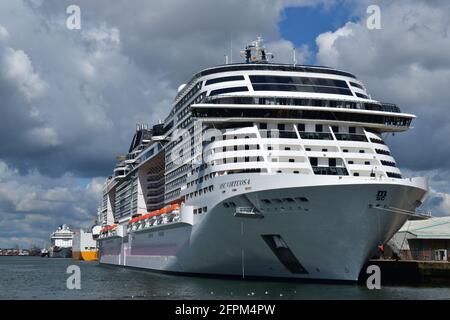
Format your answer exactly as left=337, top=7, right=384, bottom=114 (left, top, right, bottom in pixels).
left=281, top=0, right=337, bottom=8
left=267, top=39, right=312, bottom=64
left=0, top=24, right=9, bottom=40
left=1, top=47, right=47, bottom=101
left=316, top=22, right=354, bottom=67
left=423, top=189, right=450, bottom=217
left=26, top=127, right=61, bottom=147
left=82, top=26, right=121, bottom=47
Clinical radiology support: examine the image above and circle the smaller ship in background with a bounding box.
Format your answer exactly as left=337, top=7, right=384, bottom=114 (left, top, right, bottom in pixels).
left=72, top=226, right=100, bottom=261
left=48, top=224, right=73, bottom=258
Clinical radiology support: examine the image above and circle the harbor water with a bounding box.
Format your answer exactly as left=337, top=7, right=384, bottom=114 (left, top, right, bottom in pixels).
left=1, top=256, right=449, bottom=300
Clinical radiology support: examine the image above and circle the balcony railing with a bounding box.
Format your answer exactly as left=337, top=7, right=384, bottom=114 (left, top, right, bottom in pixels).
left=299, top=132, right=333, bottom=140
left=201, top=96, right=402, bottom=114
left=380, top=103, right=401, bottom=113
left=334, top=133, right=368, bottom=142
left=260, top=130, right=298, bottom=139
left=312, top=166, right=349, bottom=176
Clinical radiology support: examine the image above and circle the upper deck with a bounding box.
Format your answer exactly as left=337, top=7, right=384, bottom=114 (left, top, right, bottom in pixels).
left=165, top=38, right=411, bottom=133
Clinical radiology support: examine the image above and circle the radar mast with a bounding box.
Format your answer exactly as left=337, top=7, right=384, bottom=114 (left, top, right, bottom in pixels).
left=240, top=36, right=274, bottom=64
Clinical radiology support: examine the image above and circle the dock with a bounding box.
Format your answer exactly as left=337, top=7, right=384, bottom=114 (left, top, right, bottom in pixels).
left=359, top=260, right=450, bottom=285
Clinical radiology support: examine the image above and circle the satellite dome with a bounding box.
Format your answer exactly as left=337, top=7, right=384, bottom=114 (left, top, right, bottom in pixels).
left=177, top=84, right=187, bottom=93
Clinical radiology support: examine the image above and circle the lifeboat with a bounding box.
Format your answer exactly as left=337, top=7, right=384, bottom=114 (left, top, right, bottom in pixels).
left=100, top=224, right=117, bottom=236
left=127, top=203, right=182, bottom=230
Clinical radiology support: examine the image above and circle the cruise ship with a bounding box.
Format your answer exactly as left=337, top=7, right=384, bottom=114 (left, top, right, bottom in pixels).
left=97, top=37, right=429, bottom=282
left=48, top=224, right=73, bottom=258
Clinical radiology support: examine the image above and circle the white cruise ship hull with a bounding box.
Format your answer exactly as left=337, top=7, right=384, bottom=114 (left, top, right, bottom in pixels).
left=98, top=174, right=427, bottom=282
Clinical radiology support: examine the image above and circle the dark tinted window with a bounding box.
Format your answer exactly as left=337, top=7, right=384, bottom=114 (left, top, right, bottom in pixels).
left=349, top=82, right=363, bottom=89
left=196, top=64, right=357, bottom=79
left=250, top=75, right=349, bottom=88
left=210, top=86, right=248, bottom=96
left=252, top=84, right=352, bottom=96
left=205, top=75, right=245, bottom=86
left=386, top=172, right=402, bottom=179
left=355, top=92, right=369, bottom=99
left=381, top=160, right=396, bottom=167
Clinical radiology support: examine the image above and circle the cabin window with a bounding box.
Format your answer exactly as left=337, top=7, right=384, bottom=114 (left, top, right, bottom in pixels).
left=329, top=158, right=337, bottom=167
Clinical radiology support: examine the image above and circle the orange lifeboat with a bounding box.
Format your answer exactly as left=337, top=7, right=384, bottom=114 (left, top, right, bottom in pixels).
left=142, top=213, right=151, bottom=220
left=128, top=217, right=137, bottom=224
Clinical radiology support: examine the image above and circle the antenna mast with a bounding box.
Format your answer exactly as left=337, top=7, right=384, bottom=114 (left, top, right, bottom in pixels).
left=293, top=47, right=297, bottom=66
left=230, top=33, right=233, bottom=64
left=240, top=36, right=273, bottom=64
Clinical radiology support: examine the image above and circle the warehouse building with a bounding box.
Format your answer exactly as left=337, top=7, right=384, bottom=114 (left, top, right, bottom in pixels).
left=390, top=216, right=450, bottom=261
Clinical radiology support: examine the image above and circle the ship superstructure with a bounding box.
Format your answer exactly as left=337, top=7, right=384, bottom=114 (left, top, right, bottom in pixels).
left=49, top=224, right=73, bottom=258
left=96, top=38, right=429, bottom=281
left=72, top=228, right=99, bottom=261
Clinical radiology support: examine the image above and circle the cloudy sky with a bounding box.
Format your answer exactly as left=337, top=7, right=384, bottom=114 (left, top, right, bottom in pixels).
left=0, top=0, right=449, bottom=248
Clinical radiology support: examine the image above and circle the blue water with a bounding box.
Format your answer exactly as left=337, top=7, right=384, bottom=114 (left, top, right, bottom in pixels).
left=1, top=257, right=449, bottom=299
